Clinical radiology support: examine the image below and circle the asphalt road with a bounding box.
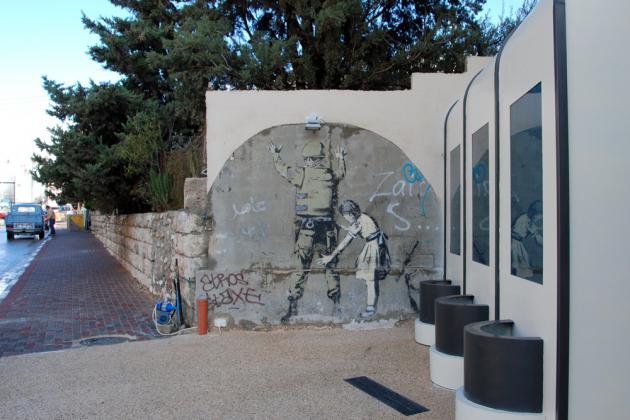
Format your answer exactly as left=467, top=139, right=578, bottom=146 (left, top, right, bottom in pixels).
left=0, top=223, right=49, bottom=302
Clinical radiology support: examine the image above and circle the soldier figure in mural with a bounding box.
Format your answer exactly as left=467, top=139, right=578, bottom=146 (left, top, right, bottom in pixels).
left=268, top=139, right=347, bottom=322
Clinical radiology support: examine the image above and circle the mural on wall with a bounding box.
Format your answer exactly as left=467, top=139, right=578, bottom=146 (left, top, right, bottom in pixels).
left=200, top=124, right=440, bottom=325
left=510, top=83, right=543, bottom=284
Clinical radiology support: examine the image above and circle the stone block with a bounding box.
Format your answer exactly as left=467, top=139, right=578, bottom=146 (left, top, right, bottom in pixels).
left=184, top=178, right=207, bottom=211
left=175, top=233, right=209, bottom=258
left=172, top=211, right=208, bottom=235
left=179, top=257, right=207, bottom=281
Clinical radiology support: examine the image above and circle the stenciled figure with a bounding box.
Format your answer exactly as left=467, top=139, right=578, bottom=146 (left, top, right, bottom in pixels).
left=511, top=200, right=543, bottom=279
left=318, top=200, right=391, bottom=318
left=268, top=139, right=346, bottom=322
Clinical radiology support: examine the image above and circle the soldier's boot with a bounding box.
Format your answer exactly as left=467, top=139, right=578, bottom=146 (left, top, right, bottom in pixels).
left=281, top=297, right=298, bottom=323
left=360, top=305, right=376, bottom=318
left=331, top=294, right=342, bottom=319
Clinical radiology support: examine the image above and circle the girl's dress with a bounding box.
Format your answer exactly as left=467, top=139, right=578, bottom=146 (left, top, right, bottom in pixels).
left=348, top=214, right=390, bottom=281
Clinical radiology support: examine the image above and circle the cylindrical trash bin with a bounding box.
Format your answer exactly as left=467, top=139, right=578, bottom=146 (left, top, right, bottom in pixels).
left=420, top=280, right=461, bottom=324
left=197, top=298, right=208, bottom=335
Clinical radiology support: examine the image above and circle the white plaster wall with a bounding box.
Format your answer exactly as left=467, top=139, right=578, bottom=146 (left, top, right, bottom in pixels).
left=206, top=56, right=491, bottom=214
left=498, top=0, right=557, bottom=417
left=566, top=1, right=630, bottom=418
left=464, top=62, right=496, bottom=317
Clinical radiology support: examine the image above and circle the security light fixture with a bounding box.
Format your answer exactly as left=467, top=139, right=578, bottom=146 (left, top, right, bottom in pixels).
left=305, top=113, right=322, bottom=130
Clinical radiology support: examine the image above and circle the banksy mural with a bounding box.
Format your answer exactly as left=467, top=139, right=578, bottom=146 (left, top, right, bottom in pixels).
left=199, top=124, right=440, bottom=325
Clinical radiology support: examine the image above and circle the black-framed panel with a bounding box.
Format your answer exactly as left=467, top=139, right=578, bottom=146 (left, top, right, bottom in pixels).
left=450, top=145, right=461, bottom=255
left=510, top=82, right=543, bottom=284
left=472, top=123, right=490, bottom=266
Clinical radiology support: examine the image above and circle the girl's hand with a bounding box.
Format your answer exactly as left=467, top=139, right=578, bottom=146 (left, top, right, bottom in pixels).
left=317, top=255, right=334, bottom=266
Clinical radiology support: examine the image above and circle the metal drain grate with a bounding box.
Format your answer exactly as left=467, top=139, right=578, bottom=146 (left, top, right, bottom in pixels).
left=79, top=336, right=131, bottom=347
left=344, top=376, right=429, bottom=416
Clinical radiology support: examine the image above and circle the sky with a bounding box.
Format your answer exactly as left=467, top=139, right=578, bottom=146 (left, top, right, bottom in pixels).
left=0, top=0, right=128, bottom=202
left=0, top=0, right=526, bottom=202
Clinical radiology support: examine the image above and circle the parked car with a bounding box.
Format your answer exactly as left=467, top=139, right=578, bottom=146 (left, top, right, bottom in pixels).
left=5, top=203, right=46, bottom=240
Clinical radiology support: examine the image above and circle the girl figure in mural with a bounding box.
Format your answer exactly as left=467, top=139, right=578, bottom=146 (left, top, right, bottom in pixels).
left=511, top=200, right=543, bottom=281
left=318, top=200, right=391, bottom=318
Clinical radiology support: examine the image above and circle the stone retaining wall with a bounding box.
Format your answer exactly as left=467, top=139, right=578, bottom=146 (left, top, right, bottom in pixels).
left=92, top=210, right=212, bottom=323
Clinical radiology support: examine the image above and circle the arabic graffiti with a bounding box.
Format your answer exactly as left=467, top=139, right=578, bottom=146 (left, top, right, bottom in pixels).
left=232, top=196, right=267, bottom=219
left=240, top=218, right=268, bottom=240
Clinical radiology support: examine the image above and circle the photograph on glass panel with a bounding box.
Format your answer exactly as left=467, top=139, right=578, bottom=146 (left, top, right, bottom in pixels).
left=472, top=123, right=490, bottom=266
left=450, top=145, right=461, bottom=255
left=510, top=82, right=543, bottom=284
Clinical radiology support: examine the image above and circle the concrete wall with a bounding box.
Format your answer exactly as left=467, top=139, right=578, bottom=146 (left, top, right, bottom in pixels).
left=497, top=2, right=557, bottom=416
left=464, top=62, right=496, bottom=318
left=203, top=61, right=488, bottom=326
left=567, top=0, right=630, bottom=418
left=92, top=209, right=212, bottom=321
left=446, top=101, right=464, bottom=286
left=203, top=124, right=440, bottom=325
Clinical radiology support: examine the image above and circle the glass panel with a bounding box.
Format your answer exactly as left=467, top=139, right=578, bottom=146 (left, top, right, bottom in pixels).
left=472, top=124, right=490, bottom=266
left=510, top=82, right=543, bottom=284
left=450, top=145, right=461, bottom=255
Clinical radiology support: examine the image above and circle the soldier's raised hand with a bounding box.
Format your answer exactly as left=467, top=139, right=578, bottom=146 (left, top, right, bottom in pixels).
left=268, top=142, right=283, bottom=154
left=335, top=144, right=347, bottom=159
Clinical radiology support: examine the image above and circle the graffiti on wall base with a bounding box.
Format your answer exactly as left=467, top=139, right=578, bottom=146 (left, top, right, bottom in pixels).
left=199, top=271, right=265, bottom=310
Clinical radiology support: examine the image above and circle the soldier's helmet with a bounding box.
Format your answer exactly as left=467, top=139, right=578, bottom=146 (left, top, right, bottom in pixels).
left=302, top=141, right=325, bottom=158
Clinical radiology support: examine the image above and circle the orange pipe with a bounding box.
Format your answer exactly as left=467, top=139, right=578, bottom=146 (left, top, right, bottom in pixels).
left=197, top=298, right=208, bottom=335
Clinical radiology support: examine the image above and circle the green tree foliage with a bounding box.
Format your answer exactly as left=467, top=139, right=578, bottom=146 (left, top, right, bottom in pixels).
left=33, top=0, right=532, bottom=213
left=148, top=168, right=174, bottom=211
left=223, top=0, right=491, bottom=90
left=32, top=79, right=148, bottom=212
left=477, top=0, right=538, bottom=51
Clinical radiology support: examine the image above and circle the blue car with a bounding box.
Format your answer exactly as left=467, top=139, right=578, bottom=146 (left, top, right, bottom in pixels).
left=5, top=203, right=46, bottom=240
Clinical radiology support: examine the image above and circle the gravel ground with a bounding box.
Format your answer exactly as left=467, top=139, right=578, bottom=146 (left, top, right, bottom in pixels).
left=0, top=320, right=454, bottom=419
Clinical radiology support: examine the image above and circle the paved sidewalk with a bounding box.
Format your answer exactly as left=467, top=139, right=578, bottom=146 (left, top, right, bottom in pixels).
left=0, top=322, right=455, bottom=420
left=0, top=228, right=159, bottom=357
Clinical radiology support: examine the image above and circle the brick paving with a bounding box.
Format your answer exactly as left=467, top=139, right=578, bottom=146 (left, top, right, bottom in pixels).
left=0, top=228, right=160, bottom=357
